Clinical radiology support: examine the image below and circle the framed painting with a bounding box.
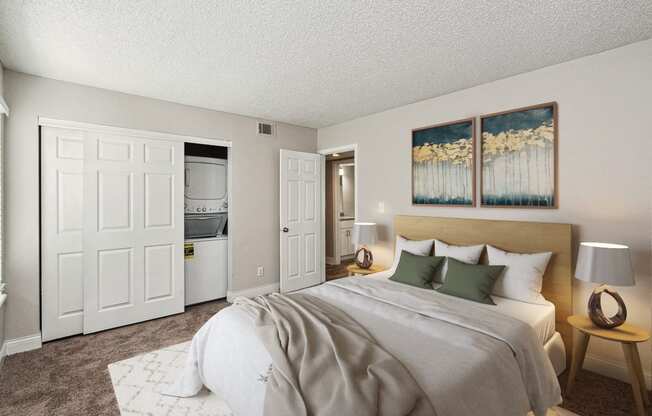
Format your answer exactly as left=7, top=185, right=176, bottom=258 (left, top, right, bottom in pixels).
left=412, top=118, right=475, bottom=206
left=480, top=102, right=558, bottom=208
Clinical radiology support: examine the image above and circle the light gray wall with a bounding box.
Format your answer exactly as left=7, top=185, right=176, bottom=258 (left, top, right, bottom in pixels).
left=3, top=70, right=317, bottom=340
left=0, top=60, right=5, bottom=353
left=319, top=39, right=652, bottom=382
left=0, top=60, right=4, bottom=97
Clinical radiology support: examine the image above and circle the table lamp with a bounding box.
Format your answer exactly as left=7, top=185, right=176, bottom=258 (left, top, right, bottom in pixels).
left=352, top=222, right=377, bottom=269
left=575, top=242, right=635, bottom=328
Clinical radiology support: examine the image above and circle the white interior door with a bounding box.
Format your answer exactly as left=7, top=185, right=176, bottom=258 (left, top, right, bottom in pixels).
left=280, top=150, right=323, bottom=292
left=83, top=133, right=184, bottom=334
left=41, top=127, right=86, bottom=341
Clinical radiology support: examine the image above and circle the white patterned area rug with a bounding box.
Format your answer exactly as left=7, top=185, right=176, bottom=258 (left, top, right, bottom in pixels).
left=108, top=341, right=575, bottom=416
left=108, top=341, right=233, bottom=416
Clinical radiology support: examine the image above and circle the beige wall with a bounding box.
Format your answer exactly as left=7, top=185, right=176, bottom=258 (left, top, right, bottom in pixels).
left=3, top=70, right=317, bottom=340
left=319, top=39, right=652, bottom=383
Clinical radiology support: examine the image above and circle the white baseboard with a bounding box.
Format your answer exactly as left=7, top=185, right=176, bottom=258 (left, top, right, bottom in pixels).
left=5, top=333, right=42, bottom=355
left=584, top=353, right=651, bottom=390
left=0, top=341, right=6, bottom=367
left=0, top=294, right=5, bottom=366
left=325, top=257, right=338, bottom=265
left=227, top=283, right=279, bottom=303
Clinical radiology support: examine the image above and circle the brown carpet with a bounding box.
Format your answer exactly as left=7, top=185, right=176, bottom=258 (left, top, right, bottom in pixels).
left=559, top=369, right=651, bottom=415
left=0, top=300, right=228, bottom=416
left=0, top=298, right=648, bottom=416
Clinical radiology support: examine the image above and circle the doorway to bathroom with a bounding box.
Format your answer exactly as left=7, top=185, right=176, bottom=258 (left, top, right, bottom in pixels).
left=320, top=146, right=357, bottom=280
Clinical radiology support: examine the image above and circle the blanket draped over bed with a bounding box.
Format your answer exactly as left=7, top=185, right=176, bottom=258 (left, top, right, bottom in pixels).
left=235, top=293, right=435, bottom=416
left=325, top=278, right=561, bottom=416
left=166, top=277, right=561, bottom=416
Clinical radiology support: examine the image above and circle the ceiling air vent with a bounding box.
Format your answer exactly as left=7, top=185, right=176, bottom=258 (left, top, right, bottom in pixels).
left=257, top=122, right=275, bottom=136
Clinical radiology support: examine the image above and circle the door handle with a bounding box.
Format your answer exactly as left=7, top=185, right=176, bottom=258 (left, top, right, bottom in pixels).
left=282, top=227, right=289, bottom=233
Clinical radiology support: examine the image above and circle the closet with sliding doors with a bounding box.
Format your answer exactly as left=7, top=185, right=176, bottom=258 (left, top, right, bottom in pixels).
left=39, top=119, right=231, bottom=341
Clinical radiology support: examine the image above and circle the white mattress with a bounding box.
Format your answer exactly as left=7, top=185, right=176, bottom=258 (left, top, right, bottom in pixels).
left=544, top=332, right=566, bottom=376
left=367, top=270, right=556, bottom=345
left=486, top=294, right=556, bottom=345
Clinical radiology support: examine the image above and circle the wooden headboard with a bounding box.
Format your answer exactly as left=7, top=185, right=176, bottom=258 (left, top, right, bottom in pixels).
left=394, top=215, right=573, bottom=363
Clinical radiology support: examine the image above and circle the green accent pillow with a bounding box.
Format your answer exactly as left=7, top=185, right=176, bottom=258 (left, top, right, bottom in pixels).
left=437, top=258, right=504, bottom=305
left=389, top=251, right=444, bottom=289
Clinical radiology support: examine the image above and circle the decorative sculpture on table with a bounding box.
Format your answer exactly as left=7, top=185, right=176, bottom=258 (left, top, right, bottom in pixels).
left=574, top=242, right=635, bottom=328
left=352, top=222, right=377, bottom=269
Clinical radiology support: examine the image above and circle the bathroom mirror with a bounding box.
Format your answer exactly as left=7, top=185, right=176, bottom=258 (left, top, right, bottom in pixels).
left=339, top=163, right=355, bottom=218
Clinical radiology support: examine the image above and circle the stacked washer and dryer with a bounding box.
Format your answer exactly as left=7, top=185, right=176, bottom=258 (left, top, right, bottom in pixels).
left=184, top=155, right=228, bottom=305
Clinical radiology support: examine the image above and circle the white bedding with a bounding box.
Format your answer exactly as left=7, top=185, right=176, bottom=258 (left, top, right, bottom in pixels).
left=169, top=276, right=562, bottom=416
left=367, top=270, right=557, bottom=345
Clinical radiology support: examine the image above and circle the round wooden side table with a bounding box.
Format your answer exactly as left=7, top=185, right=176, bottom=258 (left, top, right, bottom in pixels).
left=346, top=263, right=385, bottom=276
left=566, top=314, right=650, bottom=416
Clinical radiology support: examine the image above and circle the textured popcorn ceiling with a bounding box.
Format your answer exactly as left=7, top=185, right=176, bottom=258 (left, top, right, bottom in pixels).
left=1, top=1, right=651, bottom=128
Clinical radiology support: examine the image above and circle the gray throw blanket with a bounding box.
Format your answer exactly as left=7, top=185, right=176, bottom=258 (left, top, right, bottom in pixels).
left=235, top=292, right=436, bottom=416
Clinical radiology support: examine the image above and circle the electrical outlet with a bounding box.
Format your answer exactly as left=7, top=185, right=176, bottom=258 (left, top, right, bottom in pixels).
left=256, top=266, right=264, bottom=278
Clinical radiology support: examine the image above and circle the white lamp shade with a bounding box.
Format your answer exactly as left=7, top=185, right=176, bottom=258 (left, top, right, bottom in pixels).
left=353, top=222, right=377, bottom=246
left=575, top=242, right=635, bottom=286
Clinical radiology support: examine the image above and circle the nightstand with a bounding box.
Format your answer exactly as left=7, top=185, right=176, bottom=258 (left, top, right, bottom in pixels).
left=346, top=264, right=385, bottom=276
left=566, top=314, right=650, bottom=416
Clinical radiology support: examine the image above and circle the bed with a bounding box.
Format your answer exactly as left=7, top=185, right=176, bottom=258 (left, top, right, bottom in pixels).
left=169, top=216, right=573, bottom=416
left=367, top=270, right=567, bottom=375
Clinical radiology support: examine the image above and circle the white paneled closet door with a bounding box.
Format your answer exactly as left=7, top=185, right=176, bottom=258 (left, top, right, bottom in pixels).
left=41, top=127, right=86, bottom=341
left=83, top=134, right=184, bottom=334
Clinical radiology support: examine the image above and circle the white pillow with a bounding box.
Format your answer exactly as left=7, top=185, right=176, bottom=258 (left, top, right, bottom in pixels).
left=390, top=236, right=434, bottom=272
left=434, top=240, right=485, bottom=283
left=487, top=245, right=552, bottom=304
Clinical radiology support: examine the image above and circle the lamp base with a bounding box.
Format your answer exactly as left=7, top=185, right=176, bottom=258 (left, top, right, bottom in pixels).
left=588, top=284, right=627, bottom=329
left=355, top=247, right=373, bottom=269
